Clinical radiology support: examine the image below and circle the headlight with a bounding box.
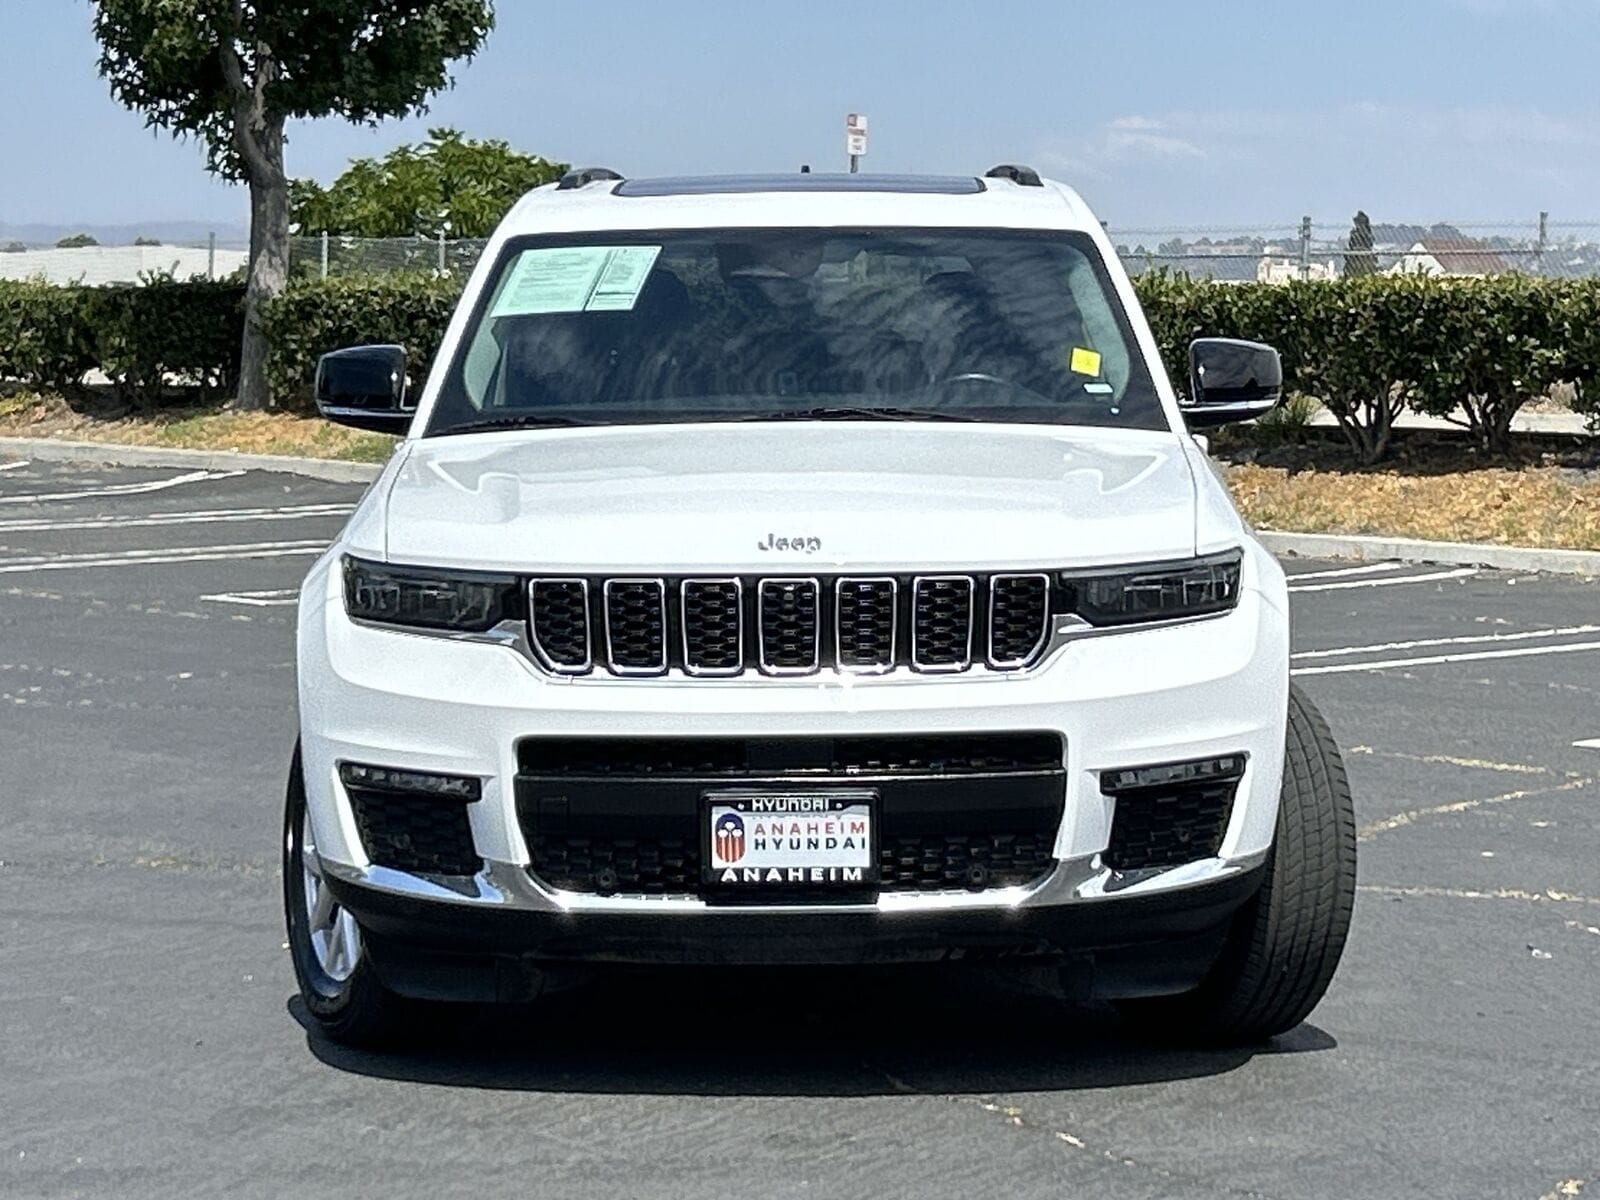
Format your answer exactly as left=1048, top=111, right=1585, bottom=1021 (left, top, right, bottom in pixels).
left=342, top=555, right=520, bottom=632
left=1059, top=549, right=1242, bottom=627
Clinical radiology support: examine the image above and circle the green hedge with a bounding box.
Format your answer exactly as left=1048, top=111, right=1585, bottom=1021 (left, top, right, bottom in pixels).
left=258, top=273, right=463, bottom=409
left=85, top=278, right=245, bottom=406
left=0, top=279, right=96, bottom=392
left=0, top=275, right=243, bottom=407
left=4, top=270, right=1600, bottom=457
left=1133, top=272, right=1600, bottom=459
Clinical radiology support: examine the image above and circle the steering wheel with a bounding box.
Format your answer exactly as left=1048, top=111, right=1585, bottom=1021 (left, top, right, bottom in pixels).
left=934, top=371, right=1011, bottom=390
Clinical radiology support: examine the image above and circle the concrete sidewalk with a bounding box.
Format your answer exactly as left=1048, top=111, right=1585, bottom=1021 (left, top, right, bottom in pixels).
left=1308, top=408, right=1592, bottom=437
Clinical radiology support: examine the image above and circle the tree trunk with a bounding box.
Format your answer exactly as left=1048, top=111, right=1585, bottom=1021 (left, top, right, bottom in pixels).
left=236, top=114, right=288, bottom=411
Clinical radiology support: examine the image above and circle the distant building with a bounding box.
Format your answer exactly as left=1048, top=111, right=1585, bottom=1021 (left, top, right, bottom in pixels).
left=0, top=244, right=246, bottom=286
left=1257, top=257, right=1339, bottom=285
left=1387, top=239, right=1511, bottom=278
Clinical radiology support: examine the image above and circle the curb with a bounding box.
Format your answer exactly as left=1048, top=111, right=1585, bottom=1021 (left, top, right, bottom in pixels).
left=1258, top=530, right=1600, bottom=579
left=0, top=436, right=384, bottom=484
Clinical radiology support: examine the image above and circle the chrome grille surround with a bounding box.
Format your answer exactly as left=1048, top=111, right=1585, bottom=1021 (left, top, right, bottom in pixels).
left=527, top=578, right=592, bottom=675
left=834, top=576, right=898, bottom=674
left=679, top=578, right=744, bottom=676
left=910, top=575, right=975, bottom=673
left=524, top=571, right=1073, bottom=679
left=986, top=573, right=1052, bottom=669
left=601, top=578, right=668, bottom=677
left=757, top=577, right=821, bottom=675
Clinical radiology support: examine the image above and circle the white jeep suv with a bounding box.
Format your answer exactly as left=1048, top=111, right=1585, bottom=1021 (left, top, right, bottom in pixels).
left=285, top=165, right=1356, bottom=1047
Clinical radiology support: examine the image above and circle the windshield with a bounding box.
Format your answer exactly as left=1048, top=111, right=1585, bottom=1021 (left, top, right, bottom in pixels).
left=427, top=227, right=1168, bottom=435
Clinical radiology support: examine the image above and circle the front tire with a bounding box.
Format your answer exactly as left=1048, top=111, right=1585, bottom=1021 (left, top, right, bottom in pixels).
left=1121, top=684, right=1357, bottom=1044
left=283, top=742, right=413, bottom=1047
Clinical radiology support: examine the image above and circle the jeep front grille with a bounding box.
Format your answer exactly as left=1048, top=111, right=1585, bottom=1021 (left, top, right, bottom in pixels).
left=526, top=573, right=1054, bottom=679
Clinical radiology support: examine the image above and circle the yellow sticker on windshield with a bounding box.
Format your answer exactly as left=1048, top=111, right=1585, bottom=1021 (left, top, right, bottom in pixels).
left=1070, top=347, right=1102, bottom=376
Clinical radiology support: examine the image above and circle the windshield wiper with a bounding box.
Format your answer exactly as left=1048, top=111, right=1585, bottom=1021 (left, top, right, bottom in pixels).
left=738, top=405, right=982, bottom=423
left=439, top=414, right=601, bottom=435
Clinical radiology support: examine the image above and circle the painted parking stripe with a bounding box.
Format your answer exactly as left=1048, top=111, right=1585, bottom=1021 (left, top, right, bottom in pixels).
left=0, top=469, right=243, bottom=505
left=0, top=502, right=353, bottom=533
left=1292, top=639, right=1600, bottom=676
left=201, top=588, right=299, bottom=607
left=1287, top=567, right=1478, bottom=593
left=1281, top=562, right=1406, bottom=582
left=0, top=460, right=30, bottom=472
left=1294, top=624, right=1600, bottom=661
left=1573, top=739, right=1600, bottom=751
left=0, top=539, right=326, bottom=574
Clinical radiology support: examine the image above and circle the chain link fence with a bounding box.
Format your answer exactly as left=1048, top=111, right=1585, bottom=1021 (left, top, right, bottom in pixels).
left=286, top=234, right=489, bottom=280
left=12, top=219, right=1600, bottom=286
left=1108, top=217, right=1600, bottom=282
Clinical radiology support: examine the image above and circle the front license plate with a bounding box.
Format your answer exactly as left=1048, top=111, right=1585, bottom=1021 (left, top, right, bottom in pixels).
left=703, top=789, right=877, bottom=888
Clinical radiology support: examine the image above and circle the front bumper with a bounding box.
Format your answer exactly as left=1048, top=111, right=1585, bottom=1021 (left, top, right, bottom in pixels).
left=328, top=861, right=1266, bottom=1001
left=296, top=539, right=1289, bottom=956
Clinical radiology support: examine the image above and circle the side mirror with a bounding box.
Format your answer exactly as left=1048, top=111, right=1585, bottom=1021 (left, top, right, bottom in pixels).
left=1181, top=338, right=1283, bottom=429
left=314, top=345, right=414, bottom=434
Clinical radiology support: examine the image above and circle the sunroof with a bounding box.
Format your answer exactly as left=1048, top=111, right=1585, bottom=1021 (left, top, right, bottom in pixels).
left=614, top=174, right=985, bottom=197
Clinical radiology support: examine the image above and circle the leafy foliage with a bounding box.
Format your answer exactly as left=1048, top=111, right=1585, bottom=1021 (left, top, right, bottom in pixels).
left=257, top=274, right=464, bottom=408
left=56, top=233, right=100, bottom=248
left=1405, top=275, right=1566, bottom=454
left=0, top=280, right=96, bottom=391
left=291, top=128, right=565, bottom=238
left=1277, top=274, right=1431, bottom=463
left=90, top=0, right=496, bottom=409
left=1556, top=280, right=1600, bottom=433
left=83, top=276, right=245, bottom=407
left=90, top=2, right=497, bottom=181
left=1135, top=271, right=1591, bottom=461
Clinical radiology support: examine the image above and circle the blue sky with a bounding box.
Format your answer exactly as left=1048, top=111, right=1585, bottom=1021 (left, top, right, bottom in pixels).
left=3, top=0, right=1599, bottom=232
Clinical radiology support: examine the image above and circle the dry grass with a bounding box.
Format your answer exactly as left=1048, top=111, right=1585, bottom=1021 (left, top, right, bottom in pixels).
left=0, top=391, right=397, bottom=464
left=1226, top=462, right=1600, bottom=550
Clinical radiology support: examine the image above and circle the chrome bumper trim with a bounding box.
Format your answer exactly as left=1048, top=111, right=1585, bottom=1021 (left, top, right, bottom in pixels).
left=321, top=848, right=1270, bottom=918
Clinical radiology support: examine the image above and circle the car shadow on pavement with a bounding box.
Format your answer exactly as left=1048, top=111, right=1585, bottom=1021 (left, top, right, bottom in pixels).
left=295, top=963, right=1336, bottom=1097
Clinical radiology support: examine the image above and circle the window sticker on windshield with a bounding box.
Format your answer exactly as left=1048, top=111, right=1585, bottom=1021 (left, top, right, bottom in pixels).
left=585, top=246, right=663, bottom=310
left=489, top=246, right=662, bottom=317
left=1070, top=346, right=1103, bottom=376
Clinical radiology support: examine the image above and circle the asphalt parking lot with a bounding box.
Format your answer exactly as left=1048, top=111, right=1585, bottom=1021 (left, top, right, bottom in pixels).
left=1, top=457, right=1596, bottom=1200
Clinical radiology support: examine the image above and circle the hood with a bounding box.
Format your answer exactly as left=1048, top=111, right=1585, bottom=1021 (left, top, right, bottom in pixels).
left=380, top=422, right=1201, bottom=574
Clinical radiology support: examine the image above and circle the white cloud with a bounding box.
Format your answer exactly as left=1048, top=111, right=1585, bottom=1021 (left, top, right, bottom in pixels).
left=1033, top=101, right=1600, bottom=227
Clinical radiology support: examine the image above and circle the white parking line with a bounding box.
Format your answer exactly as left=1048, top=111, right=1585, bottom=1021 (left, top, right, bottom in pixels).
left=1293, top=639, right=1600, bottom=676
left=0, top=460, right=30, bottom=473
left=0, top=469, right=243, bottom=505
left=0, top=502, right=353, bottom=533
left=1573, top=739, right=1600, bottom=751
left=1282, top=562, right=1406, bottom=582
left=1294, top=624, right=1600, bottom=661
left=0, top=539, right=326, bottom=574
left=201, top=588, right=300, bottom=608
left=1287, top=567, right=1479, bottom=593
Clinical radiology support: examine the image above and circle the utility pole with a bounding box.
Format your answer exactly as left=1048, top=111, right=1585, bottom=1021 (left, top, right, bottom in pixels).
left=1299, top=216, right=1312, bottom=281
left=846, top=112, right=867, bottom=174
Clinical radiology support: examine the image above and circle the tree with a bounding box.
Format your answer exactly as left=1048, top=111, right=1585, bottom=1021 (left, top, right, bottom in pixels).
left=91, top=2, right=495, bottom=410
left=1344, top=211, right=1378, bottom=278
left=133, top=235, right=163, bottom=246
left=1, top=242, right=26, bottom=254
left=56, top=233, right=100, bottom=248
left=292, top=128, right=565, bottom=239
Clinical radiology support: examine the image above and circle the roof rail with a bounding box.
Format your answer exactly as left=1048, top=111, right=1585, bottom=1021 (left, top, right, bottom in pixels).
left=556, top=167, right=625, bottom=191
left=984, top=164, right=1043, bottom=188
